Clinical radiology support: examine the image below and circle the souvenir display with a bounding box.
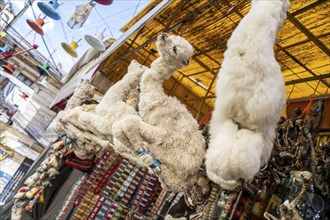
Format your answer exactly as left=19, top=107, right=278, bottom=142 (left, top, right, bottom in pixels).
left=11, top=137, right=71, bottom=219
left=4, top=1, right=329, bottom=219
left=55, top=149, right=163, bottom=219
left=0, top=157, right=33, bottom=204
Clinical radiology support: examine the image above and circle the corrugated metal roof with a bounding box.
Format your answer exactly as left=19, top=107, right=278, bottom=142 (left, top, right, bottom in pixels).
left=98, top=0, right=330, bottom=121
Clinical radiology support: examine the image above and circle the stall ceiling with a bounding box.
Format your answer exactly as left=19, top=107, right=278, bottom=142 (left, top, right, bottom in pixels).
left=98, top=0, right=330, bottom=121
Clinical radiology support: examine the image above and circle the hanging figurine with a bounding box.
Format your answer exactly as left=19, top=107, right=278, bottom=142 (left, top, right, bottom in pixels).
left=67, top=2, right=95, bottom=29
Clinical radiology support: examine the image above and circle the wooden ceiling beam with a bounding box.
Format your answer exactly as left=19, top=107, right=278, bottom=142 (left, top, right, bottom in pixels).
left=186, top=70, right=210, bottom=77
left=277, top=44, right=329, bottom=87
left=282, top=32, right=330, bottom=50
left=287, top=13, right=330, bottom=57
left=291, top=0, right=328, bottom=16
left=285, top=73, right=330, bottom=86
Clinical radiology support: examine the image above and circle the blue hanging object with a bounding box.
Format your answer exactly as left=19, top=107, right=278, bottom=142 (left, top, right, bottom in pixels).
left=0, top=43, right=10, bottom=52
left=37, top=0, right=61, bottom=20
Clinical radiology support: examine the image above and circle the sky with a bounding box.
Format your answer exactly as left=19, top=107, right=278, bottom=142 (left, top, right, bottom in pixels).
left=9, top=0, right=150, bottom=74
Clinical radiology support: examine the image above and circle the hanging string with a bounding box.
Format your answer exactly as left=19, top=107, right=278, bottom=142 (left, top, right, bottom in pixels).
left=313, top=79, right=321, bottom=95
left=132, top=0, right=142, bottom=18
left=19, top=29, right=34, bottom=43
left=287, top=84, right=295, bottom=100
left=32, top=31, right=37, bottom=44
left=57, top=6, right=75, bottom=64
left=57, top=7, right=69, bottom=43
left=94, top=7, right=114, bottom=38
left=29, top=1, right=59, bottom=73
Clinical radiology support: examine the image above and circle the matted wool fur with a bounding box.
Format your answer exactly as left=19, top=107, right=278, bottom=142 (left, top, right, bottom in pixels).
left=113, top=33, right=205, bottom=192
left=206, top=0, right=290, bottom=190
left=79, top=60, right=146, bottom=140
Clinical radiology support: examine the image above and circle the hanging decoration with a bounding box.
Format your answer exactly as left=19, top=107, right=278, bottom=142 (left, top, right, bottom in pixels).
left=36, top=63, right=50, bottom=77
left=84, top=29, right=106, bottom=51
left=36, top=63, right=50, bottom=89
left=93, top=0, right=113, bottom=5
left=67, top=2, right=95, bottom=29
left=1, top=63, right=15, bottom=74
left=0, top=30, right=6, bottom=37
left=26, top=18, right=45, bottom=35
left=0, top=42, right=10, bottom=52
left=0, top=44, right=38, bottom=60
left=61, top=39, right=81, bottom=58
left=11, top=138, right=71, bottom=219
left=37, top=0, right=61, bottom=20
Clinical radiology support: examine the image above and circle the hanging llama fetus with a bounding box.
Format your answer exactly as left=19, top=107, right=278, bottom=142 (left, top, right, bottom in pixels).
left=113, top=33, right=206, bottom=192
left=206, top=0, right=290, bottom=190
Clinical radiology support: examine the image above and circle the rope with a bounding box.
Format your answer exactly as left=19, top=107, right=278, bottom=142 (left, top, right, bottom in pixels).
left=132, top=0, right=142, bottom=18
left=32, top=31, right=36, bottom=44
left=20, top=29, right=34, bottom=43
left=29, top=1, right=59, bottom=74
left=94, top=7, right=114, bottom=38
left=57, top=7, right=69, bottom=44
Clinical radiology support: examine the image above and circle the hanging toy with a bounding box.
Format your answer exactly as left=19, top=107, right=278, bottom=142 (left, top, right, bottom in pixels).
left=84, top=28, right=106, bottom=51
left=0, top=42, right=10, bottom=52
left=67, top=2, right=95, bottom=29
left=37, top=63, right=50, bottom=77
left=0, top=30, right=6, bottom=37
left=1, top=63, right=15, bottom=74
left=0, top=44, right=38, bottom=59
left=37, top=0, right=61, bottom=20
left=35, top=63, right=51, bottom=89
left=26, top=17, right=46, bottom=35
left=61, top=39, right=81, bottom=57
left=94, top=0, right=113, bottom=5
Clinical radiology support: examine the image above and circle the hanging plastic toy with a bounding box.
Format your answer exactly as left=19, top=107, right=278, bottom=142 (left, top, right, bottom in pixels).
left=26, top=17, right=45, bottom=35
left=84, top=28, right=106, bottom=51
left=67, top=2, right=95, bottom=29
left=37, top=63, right=50, bottom=77
left=37, top=0, right=62, bottom=20
left=61, top=39, right=81, bottom=58
left=0, top=42, right=10, bottom=52
left=36, top=63, right=50, bottom=89
left=0, top=44, right=38, bottom=59
left=1, top=63, right=15, bottom=74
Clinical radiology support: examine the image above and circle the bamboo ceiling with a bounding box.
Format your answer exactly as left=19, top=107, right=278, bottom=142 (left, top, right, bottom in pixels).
left=98, top=0, right=330, bottom=121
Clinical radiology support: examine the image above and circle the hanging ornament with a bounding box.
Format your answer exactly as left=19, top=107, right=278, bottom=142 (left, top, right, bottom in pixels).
left=61, top=39, right=81, bottom=58
left=84, top=29, right=106, bottom=51
left=36, top=62, right=51, bottom=89
left=67, top=2, right=95, bottom=29
left=36, top=63, right=50, bottom=77
left=26, top=18, right=45, bottom=35
left=1, top=63, right=15, bottom=74
left=0, top=44, right=38, bottom=59
left=0, top=42, right=10, bottom=52
left=37, top=0, right=61, bottom=20
left=0, top=30, right=6, bottom=37
left=94, top=0, right=113, bottom=5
